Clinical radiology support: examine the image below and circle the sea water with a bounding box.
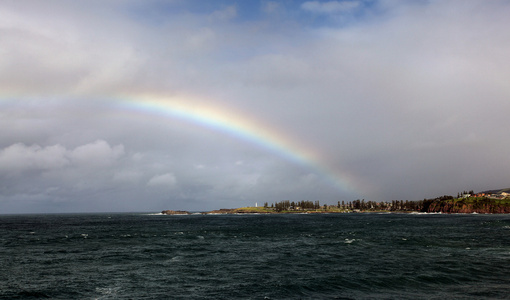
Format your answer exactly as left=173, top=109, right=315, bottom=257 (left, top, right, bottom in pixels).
left=1, top=213, right=510, bottom=299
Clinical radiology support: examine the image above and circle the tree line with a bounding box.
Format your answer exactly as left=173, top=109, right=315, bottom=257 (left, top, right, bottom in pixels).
left=263, top=190, right=510, bottom=213
left=263, top=196, right=459, bottom=212
left=264, top=200, right=321, bottom=212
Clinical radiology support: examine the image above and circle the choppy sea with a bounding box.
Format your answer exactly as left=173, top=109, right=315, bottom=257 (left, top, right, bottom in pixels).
left=1, top=213, right=510, bottom=299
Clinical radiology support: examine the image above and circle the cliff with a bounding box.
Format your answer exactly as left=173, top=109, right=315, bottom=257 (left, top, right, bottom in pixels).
left=424, top=198, right=510, bottom=214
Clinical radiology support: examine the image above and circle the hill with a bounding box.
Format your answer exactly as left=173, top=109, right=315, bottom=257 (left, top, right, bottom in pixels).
left=481, top=187, right=510, bottom=195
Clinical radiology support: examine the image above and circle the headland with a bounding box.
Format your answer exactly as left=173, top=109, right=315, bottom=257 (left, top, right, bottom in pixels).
left=162, top=188, right=510, bottom=215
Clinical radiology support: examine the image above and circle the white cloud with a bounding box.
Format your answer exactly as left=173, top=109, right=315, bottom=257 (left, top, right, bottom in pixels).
left=0, top=143, right=69, bottom=173
left=301, top=1, right=360, bottom=14
left=0, top=1, right=142, bottom=96
left=209, top=5, right=237, bottom=21
left=147, top=173, right=177, bottom=187
left=0, top=140, right=124, bottom=175
left=70, top=140, right=125, bottom=167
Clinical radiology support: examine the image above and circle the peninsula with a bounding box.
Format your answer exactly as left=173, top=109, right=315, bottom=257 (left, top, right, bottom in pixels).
left=162, top=188, right=510, bottom=215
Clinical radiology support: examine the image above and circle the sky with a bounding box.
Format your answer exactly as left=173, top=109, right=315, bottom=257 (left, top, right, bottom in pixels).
left=1, top=0, right=510, bottom=213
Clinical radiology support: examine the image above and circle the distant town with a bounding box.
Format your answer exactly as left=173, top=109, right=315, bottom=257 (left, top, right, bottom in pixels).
left=163, top=188, right=510, bottom=215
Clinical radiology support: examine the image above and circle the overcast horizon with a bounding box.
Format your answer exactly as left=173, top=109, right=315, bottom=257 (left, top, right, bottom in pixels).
left=1, top=0, right=510, bottom=214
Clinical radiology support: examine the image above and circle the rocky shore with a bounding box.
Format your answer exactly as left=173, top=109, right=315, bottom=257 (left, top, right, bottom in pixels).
left=161, top=210, right=191, bottom=215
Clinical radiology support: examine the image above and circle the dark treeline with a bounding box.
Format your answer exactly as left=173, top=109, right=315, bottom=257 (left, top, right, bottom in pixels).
left=338, top=199, right=442, bottom=212
left=264, top=191, right=510, bottom=213
left=264, top=200, right=321, bottom=212
left=264, top=196, right=458, bottom=212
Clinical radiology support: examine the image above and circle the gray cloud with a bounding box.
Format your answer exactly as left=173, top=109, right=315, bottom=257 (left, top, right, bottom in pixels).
left=0, top=140, right=123, bottom=174
left=1, top=0, right=510, bottom=213
left=147, top=173, right=178, bottom=187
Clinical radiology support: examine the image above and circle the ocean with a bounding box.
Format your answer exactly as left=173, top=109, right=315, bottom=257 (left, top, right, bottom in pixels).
left=1, top=213, right=510, bottom=299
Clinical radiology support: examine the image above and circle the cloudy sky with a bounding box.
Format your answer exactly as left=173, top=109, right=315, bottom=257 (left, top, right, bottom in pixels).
left=1, top=0, right=510, bottom=213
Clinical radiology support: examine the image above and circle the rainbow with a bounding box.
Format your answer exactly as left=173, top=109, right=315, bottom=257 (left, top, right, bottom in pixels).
left=1, top=94, right=358, bottom=194
left=116, top=94, right=357, bottom=194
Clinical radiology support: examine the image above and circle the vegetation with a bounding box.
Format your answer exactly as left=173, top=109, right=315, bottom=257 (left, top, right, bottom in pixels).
left=233, top=206, right=273, bottom=213
left=164, top=188, right=510, bottom=215
left=225, top=189, right=510, bottom=214
left=422, top=196, right=510, bottom=213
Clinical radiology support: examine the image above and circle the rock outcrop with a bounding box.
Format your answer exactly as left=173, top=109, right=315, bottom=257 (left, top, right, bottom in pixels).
left=161, top=210, right=191, bottom=215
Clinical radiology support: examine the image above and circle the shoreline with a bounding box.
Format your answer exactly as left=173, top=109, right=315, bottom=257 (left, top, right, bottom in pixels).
left=163, top=195, right=510, bottom=215
left=160, top=209, right=503, bottom=216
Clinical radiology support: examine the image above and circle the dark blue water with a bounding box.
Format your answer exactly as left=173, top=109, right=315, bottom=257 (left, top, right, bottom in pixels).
left=1, top=213, right=510, bottom=299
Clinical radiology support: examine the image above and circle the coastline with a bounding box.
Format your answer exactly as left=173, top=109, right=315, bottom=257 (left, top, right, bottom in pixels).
left=162, top=194, right=510, bottom=215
